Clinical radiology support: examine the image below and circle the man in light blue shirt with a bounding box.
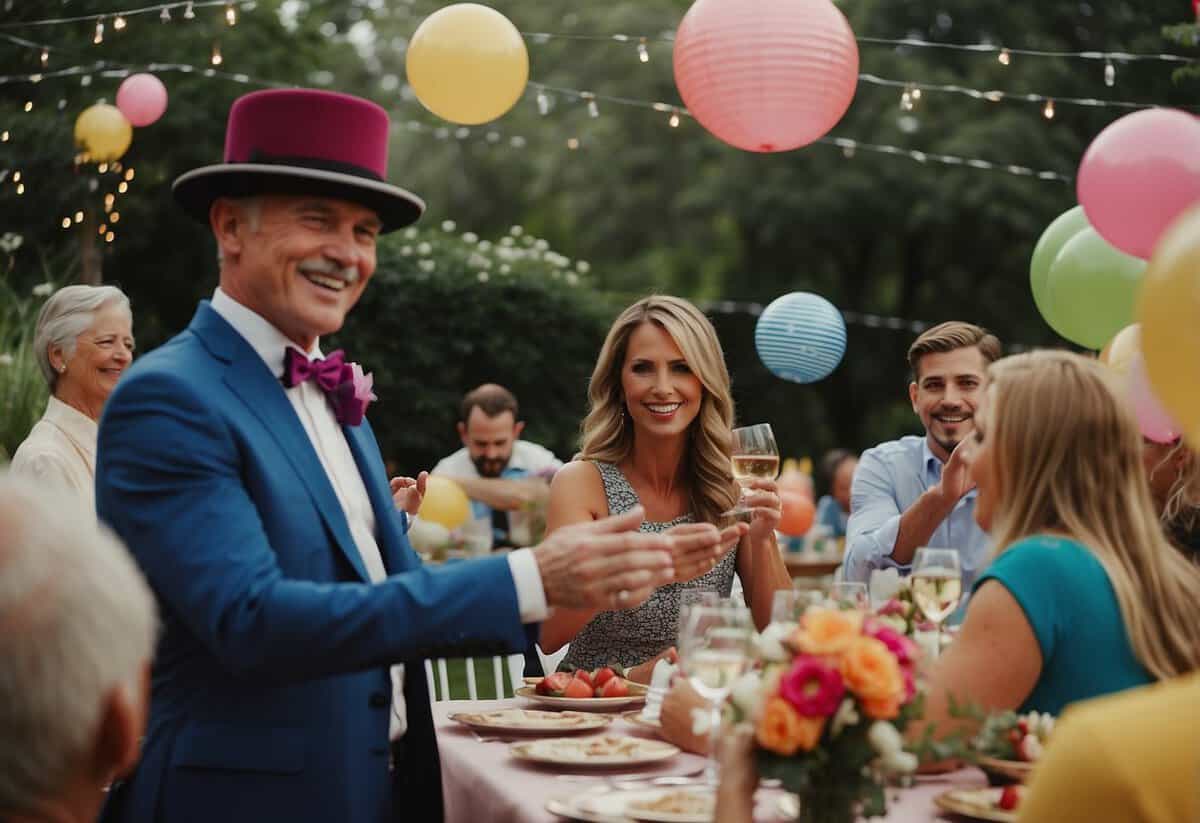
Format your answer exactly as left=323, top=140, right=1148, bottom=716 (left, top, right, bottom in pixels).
left=844, top=322, right=1000, bottom=590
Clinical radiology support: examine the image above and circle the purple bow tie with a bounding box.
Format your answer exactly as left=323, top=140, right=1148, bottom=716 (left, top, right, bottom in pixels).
left=281, top=347, right=377, bottom=426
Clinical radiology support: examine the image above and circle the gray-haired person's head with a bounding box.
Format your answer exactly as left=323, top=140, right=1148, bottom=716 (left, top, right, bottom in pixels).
left=33, top=285, right=132, bottom=392
left=0, top=473, right=157, bottom=817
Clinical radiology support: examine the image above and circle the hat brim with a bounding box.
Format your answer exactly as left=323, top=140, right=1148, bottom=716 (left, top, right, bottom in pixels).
left=172, top=164, right=425, bottom=233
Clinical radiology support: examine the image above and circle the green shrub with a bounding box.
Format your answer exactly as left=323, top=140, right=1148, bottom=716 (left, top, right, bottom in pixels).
left=0, top=235, right=52, bottom=462
left=331, top=222, right=619, bottom=474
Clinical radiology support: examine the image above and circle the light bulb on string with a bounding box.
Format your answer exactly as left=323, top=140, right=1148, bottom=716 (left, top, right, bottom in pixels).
left=911, top=87, right=922, bottom=101
left=536, top=90, right=550, bottom=116
left=104, top=194, right=115, bottom=210
left=105, top=231, right=115, bottom=243
left=118, top=181, right=128, bottom=193
left=899, top=87, right=914, bottom=111
left=61, top=218, right=71, bottom=229
left=1, top=131, right=9, bottom=142
left=113, top=15, right=127, bottom=31
left=16, top=183, right=24, bottom=195
left=566, top=137, right=580, bottom=150
left=584, top=94, right=599, bottom=118
left=225, top=3, right=237, bottom=26
left=124, top=168, right=135, bottom=181
left=94, top=19, right=104, bottom=44
left=1104, top=59, right=1115, bottom=87
left=637, top=38, right=649, bottom=63
left=1043, top=99, right=1055, bottom=119
left=98, top=224, right=107, bottom=235
left=184, top=2, right=196, bottom=20
left=211, top=42, right=223, bottom=66
left=98, top=163, right=108, bottom=174
left=668, top=109, right=680, bottom=128
left=74, top=211, right=84, bottom=224
left=998, top=48, right=1011, bottom=66
left=12, top=172, right=20, bottom=183
left=110, top=212, right=121, bottom=223
left=40, top=49, right=49, bottom=66
left=23, top=101, right=32, bottom=113
left=160, top=6, right=171, bottom=22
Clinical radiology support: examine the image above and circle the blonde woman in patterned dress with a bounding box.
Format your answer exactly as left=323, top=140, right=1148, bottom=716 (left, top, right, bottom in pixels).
left=540, top=296, right=792, bottom=682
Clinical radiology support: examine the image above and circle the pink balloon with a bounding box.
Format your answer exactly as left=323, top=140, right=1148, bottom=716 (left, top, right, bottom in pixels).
left=116, top=73, right=168, bottom=127
left=1129, top=354, right=1182, bottom=444
left=673, top=0, right=858, bottom=153
left=1077, top=108, right=1200, bottom=260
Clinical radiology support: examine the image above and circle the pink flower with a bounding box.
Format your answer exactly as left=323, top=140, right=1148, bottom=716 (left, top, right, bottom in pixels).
left=779, top=656, right=845, bottom=718
left=877, top=598, right=907, bottom=617
left=864, top=618, right=919, bottom=668
left=331, top=362, right=378, bottom=426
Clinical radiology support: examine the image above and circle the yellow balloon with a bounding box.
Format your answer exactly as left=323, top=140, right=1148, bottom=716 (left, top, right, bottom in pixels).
left=1138, top=203, right=1200, bottom=447
left=418, top=475, right=471, bottom=530
left=405, top=3, right=529, bottom=125
left=74, top=103, right=133, bottom=162
left=1098, top=323, right=1141, bottom=378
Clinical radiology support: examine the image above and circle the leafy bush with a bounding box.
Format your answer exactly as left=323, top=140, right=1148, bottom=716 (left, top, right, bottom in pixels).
left=331, top=222, right=619, bottom=475
left=0, top=235, right=52, bottom=462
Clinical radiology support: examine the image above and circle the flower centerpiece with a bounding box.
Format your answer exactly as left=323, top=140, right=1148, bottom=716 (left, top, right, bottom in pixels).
left=736, top=608, right=924, bottom=823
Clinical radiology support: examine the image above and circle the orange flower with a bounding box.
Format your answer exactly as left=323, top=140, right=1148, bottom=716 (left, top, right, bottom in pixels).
left=794, top=608, right=863, bottom=657
left=860, top=694, right=902, bottom=720
left=756, top=696, right=826, bottom=755
left=840, top=636, right=905, bottom=702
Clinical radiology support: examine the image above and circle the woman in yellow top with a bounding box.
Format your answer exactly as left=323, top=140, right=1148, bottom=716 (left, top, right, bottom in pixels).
left=539, top=296, right=791, bottom=680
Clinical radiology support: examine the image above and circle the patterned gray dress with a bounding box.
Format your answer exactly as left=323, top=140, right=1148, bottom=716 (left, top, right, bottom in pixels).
left=561, top=461, right=739, bottom=671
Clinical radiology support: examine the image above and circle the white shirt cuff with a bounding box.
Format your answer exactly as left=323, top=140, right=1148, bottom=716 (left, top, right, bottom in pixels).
left=506, top=548, right=549, bottom=624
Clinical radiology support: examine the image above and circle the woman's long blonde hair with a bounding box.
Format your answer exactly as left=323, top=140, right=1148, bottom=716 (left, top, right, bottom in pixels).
left=579, top=296, right=738, bottom=525
left=984, top=350, right=1200, bottom=679
left=1154, top=440, right=1200, bottom=546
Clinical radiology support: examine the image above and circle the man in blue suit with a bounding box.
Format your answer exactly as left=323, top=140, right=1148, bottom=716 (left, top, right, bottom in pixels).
left=95, top=89, right=740, bottom=823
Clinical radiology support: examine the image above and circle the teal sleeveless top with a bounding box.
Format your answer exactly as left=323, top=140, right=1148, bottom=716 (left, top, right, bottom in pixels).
left=972, top=535, right=1154, bottom=715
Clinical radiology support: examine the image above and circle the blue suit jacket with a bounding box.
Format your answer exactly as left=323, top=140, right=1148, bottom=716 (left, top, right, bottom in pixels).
left=96, top=303, right=528, bottom=823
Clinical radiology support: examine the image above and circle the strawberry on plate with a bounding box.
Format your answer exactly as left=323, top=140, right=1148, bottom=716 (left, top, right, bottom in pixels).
left=997, top=785, right=1021, bottom=811
left=562, top=676, right=595, bottom=699
left=535, top=671, right=572, bottom=696
left=571, top=669, right=594, bottom=690
left=592, top=666, right=618, bottom=688
left=598, top=677, right=630, bottom=698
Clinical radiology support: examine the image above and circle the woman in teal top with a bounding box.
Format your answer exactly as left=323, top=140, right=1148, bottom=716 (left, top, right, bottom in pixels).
left=908, top=351, right=1200, bottom=753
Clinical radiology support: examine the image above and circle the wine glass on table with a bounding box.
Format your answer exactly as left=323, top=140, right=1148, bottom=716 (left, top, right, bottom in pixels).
left=723, top=424, right=779, bottom=520
left=677, top=604, right=754, bottom=785
left=910, top=548, right=963, bottom=659
left=829, top=581, right=870, bottom=611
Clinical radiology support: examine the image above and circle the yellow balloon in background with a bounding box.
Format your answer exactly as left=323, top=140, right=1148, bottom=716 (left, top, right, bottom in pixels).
left=405, top=3, right=529, bottom=125
left=1137, top=203, right=1200, bottom=447
left=74, top=103, right=133, bottom=162
left=1098, top=323, right=1141, bottom=378
left=418, top=475, right=471, bottom=530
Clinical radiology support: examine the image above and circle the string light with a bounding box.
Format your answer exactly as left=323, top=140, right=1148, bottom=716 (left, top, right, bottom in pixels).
left=12, top=172, right=20, bottom=183
left=105, top=231, right=115, bottom=243
left=0, top=131, right=8, bottom=142
left=583, top=93, right=599, bottom=118
left=117, top=181, right=129, bottom=193
left=98, top=223, right=107, bottom=234
left=73, top=210, right=84, bottom=223
left=637, top=38, right=649, bottom=63
left=224, top=3, right=236, bottom=26
left=566, top=137, right=580, bottom=150
left=900, top=86, right=915, bottom=111
left=668, top=109, right=680, bottom=128
left=61, top=217, right=71, bottom=229
left=210, top=41, right=222, bottom=66
left=124, top=168, right=135, bottom=181
left=160, top=6, right=171, bottom=22
left=113, top=15, right=127, bottom=31
left=98, top=162, right=108, bottom=173
left=536, top=89, right=551, bottom=116
left=93, top=19, right=104, bottom=44
left=23, top=100, right=32, bottom=112
left=997, top=47, right=1011, bottom=65
left=104, top=193, right=115, bottom=210
left=1104, top=59, right=1116, bottom=87
left=40, top=48, right=49, bottom=66
left=110, top=211, right=121, bottom=223
left=16, top=183, right=24, bottom=195
left=1043, top=99, right=1056, bottom=119
left=184, top=2, right=196, bottom=20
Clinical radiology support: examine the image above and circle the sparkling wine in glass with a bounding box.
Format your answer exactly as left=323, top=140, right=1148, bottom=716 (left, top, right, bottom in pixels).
left=911, top=547, right=963, bottom=657
left=677, top=604, right=753, bottom=785
left=724, top=424, right=779, bottom=519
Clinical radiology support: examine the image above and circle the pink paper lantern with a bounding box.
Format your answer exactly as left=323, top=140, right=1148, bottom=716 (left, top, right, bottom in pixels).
left=116, top=73, right=168, bottom=127
left=1129, top=354, right=1182, bottom=444
left=1077, top=108, right=1200, bottom=260
left=673, top=0, right=859, bottom=153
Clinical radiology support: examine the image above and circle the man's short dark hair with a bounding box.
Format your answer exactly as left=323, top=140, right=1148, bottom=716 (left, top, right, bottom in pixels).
left=460, top=384, right=519, bottom=423
left=907, top=321, right=1002, bottom=380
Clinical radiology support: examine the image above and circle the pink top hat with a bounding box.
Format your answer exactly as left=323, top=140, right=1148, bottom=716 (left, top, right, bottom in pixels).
left=173, top=88, right=424, bottom=232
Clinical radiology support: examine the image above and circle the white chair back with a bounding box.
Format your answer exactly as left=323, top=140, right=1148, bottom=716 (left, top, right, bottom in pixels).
left=424, top=654, right=525, bottom=701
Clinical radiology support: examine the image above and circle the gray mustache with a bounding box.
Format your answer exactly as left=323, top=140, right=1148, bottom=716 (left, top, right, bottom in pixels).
left=298, top=258, right=359, bottom=283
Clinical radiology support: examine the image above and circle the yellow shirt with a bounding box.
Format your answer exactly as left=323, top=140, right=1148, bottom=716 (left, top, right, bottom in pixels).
left=1018, top=672, right=1200, bottom=823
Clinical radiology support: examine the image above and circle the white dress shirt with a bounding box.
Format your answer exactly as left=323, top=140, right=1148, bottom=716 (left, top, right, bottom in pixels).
left=11, top=395, right=99, bottom=519
left=210, top=288, right=548, bottom=739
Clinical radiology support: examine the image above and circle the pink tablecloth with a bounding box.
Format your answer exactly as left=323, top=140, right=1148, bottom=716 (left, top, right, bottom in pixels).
left=433, top=698, right=986, bottom=823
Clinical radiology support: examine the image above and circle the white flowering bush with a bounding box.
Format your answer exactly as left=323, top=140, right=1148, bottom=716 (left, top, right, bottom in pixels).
left=0, top=241, right=52, bottom=461
left=331, top=222, right=614, bottom=474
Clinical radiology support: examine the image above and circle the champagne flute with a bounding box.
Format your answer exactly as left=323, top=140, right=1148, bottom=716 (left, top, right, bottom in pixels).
left=829, top=581, right=869, bottom=611
left=910, top=547, right=963, bottom=658
left=723, top=424, right=780, bottom=519
left=677, top=604, right=753, bottom=785
left=769, top=589, right=806, bottom=635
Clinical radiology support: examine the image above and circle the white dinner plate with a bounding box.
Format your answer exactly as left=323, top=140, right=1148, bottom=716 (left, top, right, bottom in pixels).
left=546, top=785, right=713, bottom=822
left=515, top=684, right=647, bottom=711
left=448, top=708, right=612, bottom=734
left=510, top=735, right=679, bottom=768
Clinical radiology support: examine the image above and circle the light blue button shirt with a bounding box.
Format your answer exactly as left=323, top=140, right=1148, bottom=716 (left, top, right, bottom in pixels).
left=843, top=435, right=990, bottom=590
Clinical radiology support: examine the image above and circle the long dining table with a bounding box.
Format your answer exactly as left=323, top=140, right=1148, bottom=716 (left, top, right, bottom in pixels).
left=433, top=698, right=988, bottom=822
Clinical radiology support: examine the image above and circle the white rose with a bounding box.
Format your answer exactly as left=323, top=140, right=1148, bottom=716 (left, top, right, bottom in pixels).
left=461, top=232, right=478, bottom=244
left=830, top=698, right=860, bottom=738
left=867, top=721, right=903, bottom=757
left=881, top=750, right=919, bottom=774
left=754, top=622, right=794, bottom=663
left=31, top=282, right=53, bottom=297
left=729, top=671, right=764, bottom=720
left=440, top=220, right=456, bottom=232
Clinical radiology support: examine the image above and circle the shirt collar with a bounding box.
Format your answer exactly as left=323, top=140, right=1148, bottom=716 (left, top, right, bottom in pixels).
left=44, top=395, right=98, bottom=454
left=210, top=287, right=323, bottom=377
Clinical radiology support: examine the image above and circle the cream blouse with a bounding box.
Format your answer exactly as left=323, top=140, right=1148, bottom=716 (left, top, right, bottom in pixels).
left=10, top=395, right=98, bottom=517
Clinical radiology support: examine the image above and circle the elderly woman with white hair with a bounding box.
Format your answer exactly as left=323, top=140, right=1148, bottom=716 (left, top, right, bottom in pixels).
left=10, top=285, right=134, bottom=512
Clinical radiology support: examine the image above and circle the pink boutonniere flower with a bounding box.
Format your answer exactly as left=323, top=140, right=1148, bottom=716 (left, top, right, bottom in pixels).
left=332, top=361, right=378, bottom=426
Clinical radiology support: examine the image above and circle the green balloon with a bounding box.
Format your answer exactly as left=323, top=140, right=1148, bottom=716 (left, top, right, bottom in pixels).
left=1030, top=205, right=1090, bottom=317
left=1044, top=227, right=1146, bottom=349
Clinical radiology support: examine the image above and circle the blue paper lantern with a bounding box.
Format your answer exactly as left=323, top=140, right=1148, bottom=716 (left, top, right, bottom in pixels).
left=755, top=292, right=846, bottom=383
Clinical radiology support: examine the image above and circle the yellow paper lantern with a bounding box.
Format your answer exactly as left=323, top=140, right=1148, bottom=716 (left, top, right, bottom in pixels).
left=74, top=103, right=133, bottom=162
left=417, top=476, right=471, bottom=530
left=1137, top=204, right=1200, bottom=446
left=405, top=3, right=529, bottom=125
left=1098, top=323, right=1140, bottom=378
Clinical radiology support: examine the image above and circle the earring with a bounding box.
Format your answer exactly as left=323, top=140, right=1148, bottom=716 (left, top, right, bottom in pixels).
left=59, top=365, right=66, bottom=373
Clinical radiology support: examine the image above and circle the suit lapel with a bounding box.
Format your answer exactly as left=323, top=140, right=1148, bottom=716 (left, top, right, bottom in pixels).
left=343, top=421, right=417, bottom=575
left=190, top=305, right=372, bottom=583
